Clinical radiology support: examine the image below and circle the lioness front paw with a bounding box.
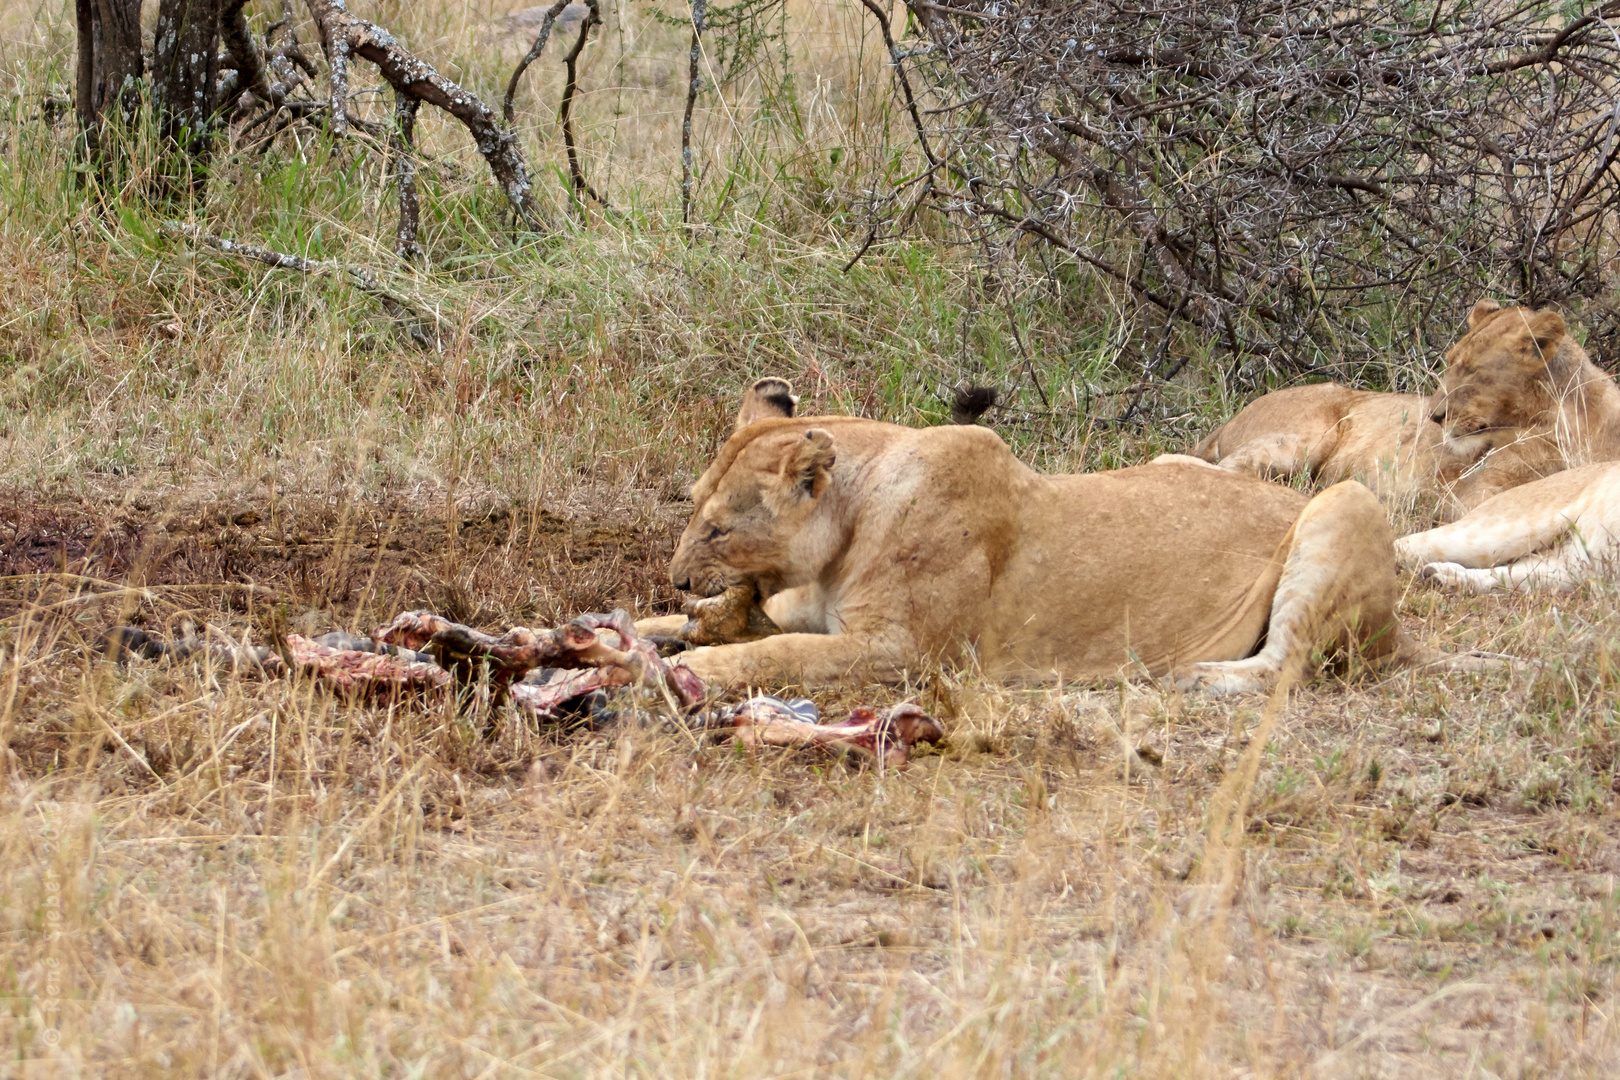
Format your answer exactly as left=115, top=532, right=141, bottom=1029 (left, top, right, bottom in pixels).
left=1168, top=663, right=1270, bottom=696
left=679, top=583, right=781, bottom=645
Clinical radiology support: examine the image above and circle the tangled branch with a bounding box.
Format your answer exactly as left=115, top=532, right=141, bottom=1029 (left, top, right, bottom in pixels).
left=159, top=221, right=437, bottom=345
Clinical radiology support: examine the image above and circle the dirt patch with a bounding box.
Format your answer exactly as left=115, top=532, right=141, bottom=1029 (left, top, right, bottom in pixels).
left=0, top=485, right=687, bottom=636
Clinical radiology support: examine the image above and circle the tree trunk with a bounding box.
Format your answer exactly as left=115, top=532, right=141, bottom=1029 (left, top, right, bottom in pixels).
left=152, top=0, right=223, bottom=183
left=75, top=0, right=144, bottom=152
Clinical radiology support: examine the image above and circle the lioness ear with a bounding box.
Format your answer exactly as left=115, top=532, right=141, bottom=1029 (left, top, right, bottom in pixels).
left=735, top=377, right=798, bottom=432
left=779, top=428, right=836, bottom=500
left=1527, top=309, right=1567, bottom=355
left=1467, top=299, right=1501, bottom=329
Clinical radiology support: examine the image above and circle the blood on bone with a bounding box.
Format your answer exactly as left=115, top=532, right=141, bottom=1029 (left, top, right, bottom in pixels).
left=102, top=628, right=452, bottom=696
left=508, top=668, right=623, bottom=714
left=281, top=634, right=452, bottom=693
left=107, top=615, right=938, bottom=763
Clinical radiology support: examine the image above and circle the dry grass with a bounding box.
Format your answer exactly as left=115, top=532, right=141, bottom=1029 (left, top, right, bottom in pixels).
left=6, top=543, right=1620, bottom=1077
left=3, top=2, right=1620, bottom=1077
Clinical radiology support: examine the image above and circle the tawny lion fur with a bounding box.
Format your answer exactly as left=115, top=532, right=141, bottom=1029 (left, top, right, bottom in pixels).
left=1193, top=301, right=1620, bottom=521
left=1397, top=463, right=1620, bottom=594
left=637, top=379, right=1483, bottom=694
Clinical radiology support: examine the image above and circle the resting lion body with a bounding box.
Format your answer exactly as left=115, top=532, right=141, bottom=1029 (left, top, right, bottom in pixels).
left=1193, top=384, right=1453, bottom=507
left=638, top=379, right=1461, bottom=694
left=1193, top=301, right=1620, bottom=521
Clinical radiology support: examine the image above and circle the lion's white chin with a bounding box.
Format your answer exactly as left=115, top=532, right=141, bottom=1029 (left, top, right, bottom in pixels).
left=1440, top=429, right=1492, bottom=461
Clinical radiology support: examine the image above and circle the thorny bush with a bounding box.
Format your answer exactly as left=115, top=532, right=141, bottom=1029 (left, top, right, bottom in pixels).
left=877, top=0, right=1620, bottom=386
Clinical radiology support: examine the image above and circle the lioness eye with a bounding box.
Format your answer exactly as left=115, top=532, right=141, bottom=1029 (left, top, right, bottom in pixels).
left=705, top=524, right=726, bottom=541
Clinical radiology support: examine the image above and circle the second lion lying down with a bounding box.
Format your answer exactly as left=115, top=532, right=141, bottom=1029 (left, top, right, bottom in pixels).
left=640, top=379, right=1483, bottom=694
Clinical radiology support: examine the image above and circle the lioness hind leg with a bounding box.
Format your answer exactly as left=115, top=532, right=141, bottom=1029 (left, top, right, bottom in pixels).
left=1394, top=506, right=1572, bottom=571
left=1213, top=433, right=1318, bottom=482
left=1173, top=481, right=1401, bottom=695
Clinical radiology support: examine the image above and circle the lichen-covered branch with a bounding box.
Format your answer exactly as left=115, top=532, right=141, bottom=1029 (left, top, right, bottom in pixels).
left=218, top=0, right=272, bottom=105
left=559, top=0, right=606, bottom=208
left=392, top=92, right=423, bottom=261
left=304, top=0, right=541, bottom=230
left=681, top=0, right=707, bottom=230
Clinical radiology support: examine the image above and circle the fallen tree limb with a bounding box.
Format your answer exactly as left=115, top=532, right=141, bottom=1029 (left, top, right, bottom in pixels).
left=158, top=221, right=436, bottom=346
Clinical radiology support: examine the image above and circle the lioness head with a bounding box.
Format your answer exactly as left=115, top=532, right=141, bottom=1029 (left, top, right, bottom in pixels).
left=1428, top=300, right=1579, bottom=455
left=669, top=378, right=836, bottom=598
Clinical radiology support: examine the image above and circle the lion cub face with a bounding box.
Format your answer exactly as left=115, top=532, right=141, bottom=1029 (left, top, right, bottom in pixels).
left=668, top=378, right=836, bottom=598
left=1429, top=300, right=1570, bottom=456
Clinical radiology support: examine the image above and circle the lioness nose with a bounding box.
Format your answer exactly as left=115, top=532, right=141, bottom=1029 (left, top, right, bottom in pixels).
left=1429, top=406, right=1447, bottom=425
left=672, top=575, right=692, bottom=592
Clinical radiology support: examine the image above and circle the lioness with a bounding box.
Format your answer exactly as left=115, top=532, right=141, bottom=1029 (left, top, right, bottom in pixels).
left=1396, top=462, right=1620, bottom=593
left=638, top=378, right=1465, bottom=694
left=1427, top=301, right=1620, bottom=488
left=1192, top=301, right=1620, bottom=519
left=1192, top=383, right=1448, bottom=504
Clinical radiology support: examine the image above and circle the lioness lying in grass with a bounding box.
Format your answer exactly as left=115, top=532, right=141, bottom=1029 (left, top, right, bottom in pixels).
left=1192, top=301, right=1620, bottom=521
left=638, top=379, right=1487, bottom=694
left=1397, top=462, right=1620, bottom=593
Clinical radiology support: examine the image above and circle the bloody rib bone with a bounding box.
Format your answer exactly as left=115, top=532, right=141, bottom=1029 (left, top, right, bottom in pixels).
left=708, top=701, right=944, bottom=768
left=508, top=668, right=621, bottom=716
left=282, top=634, right=452, bottom=693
